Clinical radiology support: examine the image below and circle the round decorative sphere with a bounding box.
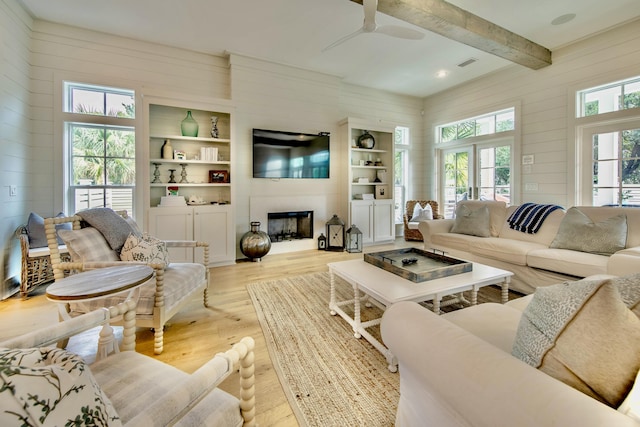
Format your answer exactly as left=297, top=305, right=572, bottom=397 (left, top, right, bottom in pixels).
left=240, top=222, right=272, bottom=261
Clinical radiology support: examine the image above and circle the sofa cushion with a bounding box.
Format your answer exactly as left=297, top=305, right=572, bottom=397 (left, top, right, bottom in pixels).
left=499, top=206, right=565, bottom=246
left=26, top=212, right=72, bottom=248
left=512, top=276, right=640, bottom=407
left=450, top=204, right=491, bottom=237
left=527, top=248, right=608, bottom=277
left=58, top=228, right=120, bottom=263
left=77, top=208, right=137, bottom=252
left=410, top=203, right=433, bottom=221
left=470, top=237, right=548, bottom=266
left=576, top=206, right=640, bottom=248
left=456, top=200, right=507, bottom=237
left=443, top=303, right=524, bottom=352
left=431, top=232, right=479, bottom=252
left=619, top=369, right=640, bottom=421
left=0, top=347, right=122, bottom=426
left=120, top=234, right=170, bottom=267
left=550, top=207, right=627, bottom=255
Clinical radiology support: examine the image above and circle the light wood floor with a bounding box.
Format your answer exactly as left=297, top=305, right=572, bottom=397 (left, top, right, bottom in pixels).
left=0, top=239, right=418, bottom=427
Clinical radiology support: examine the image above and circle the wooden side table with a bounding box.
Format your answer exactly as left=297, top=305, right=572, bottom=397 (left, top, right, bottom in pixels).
left=46, top=265, right=154, bottom=359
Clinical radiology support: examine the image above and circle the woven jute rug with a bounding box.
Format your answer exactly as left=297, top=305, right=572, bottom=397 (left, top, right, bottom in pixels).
left=248, top=271, right=520, bottom=427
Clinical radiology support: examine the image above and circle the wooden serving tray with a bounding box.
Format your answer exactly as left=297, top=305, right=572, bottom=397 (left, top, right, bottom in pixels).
left=363, top=248, right=472, bottom=283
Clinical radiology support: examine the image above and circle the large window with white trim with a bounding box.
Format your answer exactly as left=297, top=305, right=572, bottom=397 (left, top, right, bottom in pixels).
left=576, top=76, right=640, bottom=206
left=63, top=83, right=136, bottom=214
left=394, top=126, right=410, bottom=224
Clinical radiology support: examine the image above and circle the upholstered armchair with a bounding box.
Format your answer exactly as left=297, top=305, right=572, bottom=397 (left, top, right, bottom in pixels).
left=44, top=208, right=210, bottom=355
left=403, top=200, right=442, bottom=241
left=0, top=301, right=256, bottom=426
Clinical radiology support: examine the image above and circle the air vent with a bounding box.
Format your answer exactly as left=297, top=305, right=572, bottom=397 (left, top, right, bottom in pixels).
left=457, top=58, right=478, bottom=68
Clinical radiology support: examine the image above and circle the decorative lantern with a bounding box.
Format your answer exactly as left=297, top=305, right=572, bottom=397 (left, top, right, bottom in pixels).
left=317, top=233, right=327, bottom=250
left=345, top=224, right=363, bottom=253
left=325, top=214, right=345, bottom=252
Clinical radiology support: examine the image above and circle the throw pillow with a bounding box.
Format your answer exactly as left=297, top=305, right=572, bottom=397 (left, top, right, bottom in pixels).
left=58, top=228, right=119, bottom=263
left=0, top=347, right=122, bottom=426
left=410, top=203, right=433, bottom=222
left=77, top=208, right=136, bottom=252
left=618, top=368, right=640, bottom=421
left=450, top=204, right=490, bottom=237
left=512, top=277, right=640, bottom=407
left=550, top=207, right=627, bottom=255
left=26, top=212, right=72, bottom=248
left=120, top=234, right=170, bottom=267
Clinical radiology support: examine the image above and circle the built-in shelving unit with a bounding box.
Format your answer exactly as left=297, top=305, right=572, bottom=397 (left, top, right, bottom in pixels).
left=339, top=118, right=396, bottom=245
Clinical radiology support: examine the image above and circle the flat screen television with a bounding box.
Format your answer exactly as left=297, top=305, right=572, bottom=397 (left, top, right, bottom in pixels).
left=252, top=128, right=330, bottom=179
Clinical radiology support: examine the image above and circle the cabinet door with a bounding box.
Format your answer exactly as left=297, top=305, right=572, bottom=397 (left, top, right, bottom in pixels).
left=148, top=207, right=194, bottom=262
left=373, top=200, right=395, bottom=243
left=193, top=205, right=234, bottom=266
left=350, top=201, right=374, bottom=244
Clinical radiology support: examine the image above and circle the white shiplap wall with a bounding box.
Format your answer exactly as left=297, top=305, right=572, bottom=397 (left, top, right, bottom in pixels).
left=0, top=0, right=33, bottom=298
left=422, top=18, right=640, bottom=208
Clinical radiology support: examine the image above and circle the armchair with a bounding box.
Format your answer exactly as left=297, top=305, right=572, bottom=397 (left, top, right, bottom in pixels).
left=44, top=209, right=210, bottom=354
left=403, top=200, right=442, bottom=241
left=0, top=301, right=256, bottom=426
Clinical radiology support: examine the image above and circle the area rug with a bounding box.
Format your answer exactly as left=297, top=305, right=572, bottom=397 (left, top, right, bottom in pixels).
left=247, top=271, right=520, bottom=427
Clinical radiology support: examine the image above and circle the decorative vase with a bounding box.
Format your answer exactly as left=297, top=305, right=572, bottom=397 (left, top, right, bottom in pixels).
left=181, top=111, right=199, bottom=137
left=240, top=222, right=272, bottom=262
left=357, top=130, right=375, bottom=149
left=161, top=139, right=173, bottom=159
left=210, top=116, right=219, bottom=138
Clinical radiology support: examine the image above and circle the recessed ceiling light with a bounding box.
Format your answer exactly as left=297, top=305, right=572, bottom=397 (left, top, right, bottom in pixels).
left=551, top=13, right=576, bottom=25
left=436, top=70, right=448, bottom=78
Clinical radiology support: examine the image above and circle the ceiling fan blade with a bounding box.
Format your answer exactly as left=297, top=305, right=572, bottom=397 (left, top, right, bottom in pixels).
left=362, top=0, right=378, bottom=32
left=322, top=28, right=364, bottom=52
left=376, top=25, right=424, bottom=40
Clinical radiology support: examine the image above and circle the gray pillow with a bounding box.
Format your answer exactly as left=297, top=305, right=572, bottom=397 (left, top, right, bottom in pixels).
left=549, top=207, right=627, bottom=255
left=450, top=204, right=490, bottom=237
left=77, top=208, right=135, bottom=252
left=26, top=212, right=71, bottom=248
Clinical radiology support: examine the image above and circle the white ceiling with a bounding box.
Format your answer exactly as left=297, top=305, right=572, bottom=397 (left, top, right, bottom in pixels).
left=18, top=0, right=640, bottom=97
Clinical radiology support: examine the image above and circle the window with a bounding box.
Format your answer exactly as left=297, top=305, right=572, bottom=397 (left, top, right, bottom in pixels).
left=437, top=109, right=515, bottom=218
left=437, top=108, right=514, bottom=143
left=63, top=83, right=136, bottom=214
left=394, top=127, right=410, bottom=224
left=576, top=76, right=640, bottom=206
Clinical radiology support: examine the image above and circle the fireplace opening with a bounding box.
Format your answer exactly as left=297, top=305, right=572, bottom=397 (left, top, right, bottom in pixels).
left=267, top=211, right=313, bottom=242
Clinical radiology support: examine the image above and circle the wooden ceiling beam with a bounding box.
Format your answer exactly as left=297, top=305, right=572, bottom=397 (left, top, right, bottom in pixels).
left=351, top=0, right=552, bottom=69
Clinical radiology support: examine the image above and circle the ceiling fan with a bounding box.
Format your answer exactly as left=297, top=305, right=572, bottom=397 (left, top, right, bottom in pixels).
left=323, top=0, right=424, bottom=52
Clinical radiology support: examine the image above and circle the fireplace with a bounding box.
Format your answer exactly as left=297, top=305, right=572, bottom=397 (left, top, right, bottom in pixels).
left=268, top=211, right=313, bottom=242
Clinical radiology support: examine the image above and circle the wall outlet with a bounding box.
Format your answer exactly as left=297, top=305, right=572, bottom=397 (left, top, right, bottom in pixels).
left=525, top=183, right=538, bottom=191
left=9, top=185, right=17, bottom=197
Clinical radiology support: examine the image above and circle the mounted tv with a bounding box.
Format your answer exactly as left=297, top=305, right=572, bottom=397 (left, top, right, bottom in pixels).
left=253, top=128, right=330, bottom=179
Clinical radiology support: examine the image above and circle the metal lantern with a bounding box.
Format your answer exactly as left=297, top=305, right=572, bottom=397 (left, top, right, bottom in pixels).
left=325, top=214, right=345, bottom=252
left=317, top=233, right=327, bottom=250
left=345, top=224, right=363, bottom=253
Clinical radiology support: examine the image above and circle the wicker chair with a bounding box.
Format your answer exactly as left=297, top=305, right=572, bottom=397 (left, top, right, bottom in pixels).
left=403, top=200, right=442, bottom=241
left=15, top=225, right=71, bottom=299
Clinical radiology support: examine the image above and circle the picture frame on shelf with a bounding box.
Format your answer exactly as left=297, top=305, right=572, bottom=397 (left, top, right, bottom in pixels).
left=375, top=185, right=389, bottom=199
left=174, top=150, right=186, bottom=160
left=209, top=170, right=229, bottom=183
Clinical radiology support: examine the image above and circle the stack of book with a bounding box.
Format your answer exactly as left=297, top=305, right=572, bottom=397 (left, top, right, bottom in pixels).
left=200, top=147, right=218, bottom=162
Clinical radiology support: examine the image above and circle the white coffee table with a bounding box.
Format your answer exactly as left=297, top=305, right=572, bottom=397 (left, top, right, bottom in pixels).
left=328, top=259, right=513, bottom=372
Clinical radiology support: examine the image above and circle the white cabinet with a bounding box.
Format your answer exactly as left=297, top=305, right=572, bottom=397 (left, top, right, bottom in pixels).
left=340, top=118, right=396, bottom=245
left=350, top=199, right=395, bottom=244
left=148, top=205, right=234, bottom=266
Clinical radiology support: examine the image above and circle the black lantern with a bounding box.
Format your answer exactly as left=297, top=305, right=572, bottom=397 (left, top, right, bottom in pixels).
left=345, top=224, right=363, bottom=253
left=317, top=233, right=327, bottom=250
left=325, top=214, right=345, bottom=252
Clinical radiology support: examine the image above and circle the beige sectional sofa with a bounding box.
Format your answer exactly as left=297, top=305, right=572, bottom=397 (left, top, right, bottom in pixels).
left=418, top=200, right=640, bottom=294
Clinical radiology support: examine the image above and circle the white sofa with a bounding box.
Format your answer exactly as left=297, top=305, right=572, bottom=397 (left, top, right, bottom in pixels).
left=418, top=201, right=640, bottom=294
left=381, top=292, right=640, bottom=427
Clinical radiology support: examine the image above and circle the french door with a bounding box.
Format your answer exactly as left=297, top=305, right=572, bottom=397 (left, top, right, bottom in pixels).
left=440, top=140, right=512, bottom=218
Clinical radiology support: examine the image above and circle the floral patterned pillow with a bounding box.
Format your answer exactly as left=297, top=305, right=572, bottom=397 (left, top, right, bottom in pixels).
left=120, top=234, right=170, bottom=267
left=0, top=347, right=122, bottom=426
